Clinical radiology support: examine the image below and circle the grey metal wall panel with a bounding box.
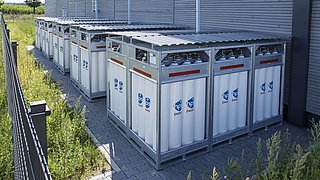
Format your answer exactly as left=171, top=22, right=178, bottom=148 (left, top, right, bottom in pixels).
left=174, top=0, right=196, bottom=28
left=97, top=0, right=114, bottom=19
left=115, top=0, right=128, bottom=20
left=200, top=0, right=293, bottom=104
left=45, top=0, right=56, bottom=17
left=200, top=0, right=293, bottom=33
left=55, top=0, right=66, bottom=17
left=68, top=0, right=86, bottom=17
left=131, top=0, right=173, bottom=23
left=307, top=0, right=320, bottom=115
left=85, top=0, right=94, bottom=18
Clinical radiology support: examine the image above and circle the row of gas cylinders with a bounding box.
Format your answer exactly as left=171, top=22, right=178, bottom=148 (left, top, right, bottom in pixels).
left=108, top=62, right=281, bottom=153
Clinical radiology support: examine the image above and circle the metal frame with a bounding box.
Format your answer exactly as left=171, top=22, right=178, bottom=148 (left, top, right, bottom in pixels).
left=104, top=31, right=287, bottom=169
left=251, top=42, right=286, bottom=132
left=106, top=33, right=213, bottom=169
left=211, top=44, right=253, bottom=146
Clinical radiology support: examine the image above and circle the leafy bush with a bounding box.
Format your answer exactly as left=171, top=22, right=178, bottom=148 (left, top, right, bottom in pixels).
left=1, top=4, right=44, bottom=15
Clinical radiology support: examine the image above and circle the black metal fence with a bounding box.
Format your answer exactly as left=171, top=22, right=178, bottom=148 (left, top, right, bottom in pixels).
left=1, top=13, right=52, bottom=180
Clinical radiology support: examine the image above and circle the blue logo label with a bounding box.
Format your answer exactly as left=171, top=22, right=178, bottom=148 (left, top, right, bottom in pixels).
left=145, top=98, right=151, bottom=109
left=114, top=78, right=118, bottom=88
left=268, top=81, right=274, bottom=90
left=175, top=100, right=182, bottom=112
left=119, top=81, right=123, bottom=91
left=222, top=90, right=229, bottom=101
left=187, top=97, right=194, bottom=109
left=260, top=83, right=266, bottom=92
left=232, top=88, right=239, bottom=99
left=138, top=93, right=143, bottom=104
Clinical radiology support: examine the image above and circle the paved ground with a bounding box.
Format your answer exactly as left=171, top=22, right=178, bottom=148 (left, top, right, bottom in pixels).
left=29, top=46, right=311, bottom=180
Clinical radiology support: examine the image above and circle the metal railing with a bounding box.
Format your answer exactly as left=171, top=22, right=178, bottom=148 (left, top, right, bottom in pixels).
left=1, top=13, right=52, bottom=180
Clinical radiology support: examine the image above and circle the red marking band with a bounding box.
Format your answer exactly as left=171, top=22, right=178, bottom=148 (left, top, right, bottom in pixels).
left=260, top=59, right=280, bottom=64
left=96, top=45, right=106, bottom=49
left=169, top=70, right=201, bottom=77
left=220, top=64, right=244, bottom=70
left=133, top=68, right=152, bottom=78
left=111, top=58, right=124, bottom=65
left=80, top=45, right=88, bottom=49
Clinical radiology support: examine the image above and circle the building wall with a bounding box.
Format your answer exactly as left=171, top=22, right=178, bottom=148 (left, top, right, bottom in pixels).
left=68, top=0, right=86, bottom=17
left=307, top=0, right=320, bottom=115
left=45, top=0, right=296, bottom=106
left=200, top=0, right=293, bottom=104
left=44, top=0, right=56, bottom=17
left=174, top=0, right=196, bottom=27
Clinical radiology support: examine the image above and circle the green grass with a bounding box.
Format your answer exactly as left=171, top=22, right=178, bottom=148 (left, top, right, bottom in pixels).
left=0, top=15, right=109, bottom=179
left=1, top=4, right=44, bottom=15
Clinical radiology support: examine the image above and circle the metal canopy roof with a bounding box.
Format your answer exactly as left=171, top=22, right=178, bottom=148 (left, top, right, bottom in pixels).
left=106, top=30, right=195, bottom=37
left=75, top=24, right=187, bottom=32
left=131, top=31, right=288, bottom=46
left=56, top=20, right=128, bottom=25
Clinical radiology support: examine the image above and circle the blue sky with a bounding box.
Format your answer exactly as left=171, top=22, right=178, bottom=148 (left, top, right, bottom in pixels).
left=5, top=0, right=45, bottom=3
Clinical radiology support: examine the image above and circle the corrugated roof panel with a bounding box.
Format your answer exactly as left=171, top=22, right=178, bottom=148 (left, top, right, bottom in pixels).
left=131, top=32, right=286, bottom=46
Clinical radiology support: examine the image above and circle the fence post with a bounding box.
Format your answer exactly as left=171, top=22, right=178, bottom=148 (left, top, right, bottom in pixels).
left=6, top=27, right=10, bottom=40
left=28, top=100, right=51, bottom=161
left=11, top=41, right=18, bottom=67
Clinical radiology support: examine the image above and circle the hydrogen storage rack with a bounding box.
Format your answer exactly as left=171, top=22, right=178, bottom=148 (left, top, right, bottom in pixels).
left=105, top=30, right=195, bottom=129
left=42, top=17, right=60, bottom=59
left=212, top=43, right=252, bottom=144
left=106, top=32, right=211, bottom=169
left=105, top=31, right=287, bottom=169
left=52, top=19, right=125, bottom=75
left=252, top=42, right=286, bottom=131
left=70, top=24, right=187, bottom=101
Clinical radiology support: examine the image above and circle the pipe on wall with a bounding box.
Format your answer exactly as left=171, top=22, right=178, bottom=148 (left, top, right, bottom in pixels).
left=96, top=0, right=99, bottom=19
left=128, top=0, right=132, bottom=24
left=196, top=0, right=200, bottom=33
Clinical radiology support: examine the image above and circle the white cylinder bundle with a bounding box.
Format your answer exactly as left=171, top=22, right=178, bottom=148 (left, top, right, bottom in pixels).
left=131, top=73, right=139, bottom=133
left=58, top=37, right=63, bottom=67
left=272, top=66, right=281, bottom=116
left=92, top=52, right=99, bottom=93
left=144, top=79, right=153, bottom=147
left=137, top=75, right=145, bottom=140
left=169, top=81, right=183, bottom=149
left=264, top=67, right=273, bottom=119
left=98, top=52, right=106, bottom=92
left=182, top=80, right=195, bottom=145
left=118, top=65, right=126, bottom=123
left=53, top=36, right=58, bottom=64
left=228, top=73, right=238, bottom=131
left=160, top=84, right=170, bottom=152
left=108, top=61, right=115, bottom=112
left=65, top=40, right=70, bottom=70
left=254, top=68, right=266, bottom=122
left=49, top=33, right=53, bottom=56
left=194, top=78, right=206, bottom=141
left=113, top=64, right=120, bottom=119
left=70, top=44, right=76, bottom=80
left=238, top=71, right=248, bottom=128
left=218, top=74, right=229, bottom=134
